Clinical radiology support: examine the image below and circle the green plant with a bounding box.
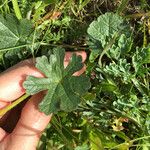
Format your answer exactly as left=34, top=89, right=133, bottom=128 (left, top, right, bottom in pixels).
left=23, top=48, right=91, bottom=114
left=0, top=1, right=150, bottom=149
left=84, top=12, right=150, bottom=149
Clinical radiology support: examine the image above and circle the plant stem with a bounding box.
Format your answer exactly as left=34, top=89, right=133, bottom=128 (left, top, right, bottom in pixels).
left=125, top=12, right=150, bottom=19
left=131, top=78, right=145, bottom=95
left=40, top=42, right=87, bottom=49
left=110, top=136, right=150, bottom=149
left=12, top=0, right=22, bottom=19
left=98, top=32, right=120, bottom=67
left=0, top=42, right=87, bottom=52
left=0, top=94, right=30, bottom=116
left=117, top=0, right=129, bottom=15
left=143, top=19, right=147, bottom=47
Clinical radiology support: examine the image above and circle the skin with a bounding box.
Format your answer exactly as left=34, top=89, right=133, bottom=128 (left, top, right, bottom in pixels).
left=0, top=51, right=87, bottom=150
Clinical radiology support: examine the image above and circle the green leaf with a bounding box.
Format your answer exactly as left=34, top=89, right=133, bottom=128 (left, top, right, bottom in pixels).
left=87, top=12, right=129, bottom=62
left=83, top=92, right=96, bottom=101
left=100, top=82, right=118, bottom=92
left=0, top=14, right=33, bottom=50
left=103, top=59, right=133, bottom=83
left=87, top=12, right=125, bottom=48
left=75, top=144, right=89, bottom=150
left=89, top=131, right=104, bottom=150
left=107, top=34, right=133, bottom=60
left=23, top=48, right=91, bottom=114
left=87, top=37, right=102, bottom=62
left=132, top=46, right=150, bottom=74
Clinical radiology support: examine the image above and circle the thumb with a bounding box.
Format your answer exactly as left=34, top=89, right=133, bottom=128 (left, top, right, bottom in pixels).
left=1, top=92, right=51, bottom=150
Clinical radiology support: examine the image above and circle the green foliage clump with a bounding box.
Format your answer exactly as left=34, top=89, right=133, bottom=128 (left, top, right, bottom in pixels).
left=0, top=1, right=150, bottom=149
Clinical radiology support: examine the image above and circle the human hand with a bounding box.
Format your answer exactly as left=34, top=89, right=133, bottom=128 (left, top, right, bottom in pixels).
left=0, top=51, right=87, bottom=150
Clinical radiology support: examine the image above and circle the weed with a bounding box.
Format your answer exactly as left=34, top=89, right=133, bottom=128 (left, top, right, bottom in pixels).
left=0, top=0, right=150, bottom=149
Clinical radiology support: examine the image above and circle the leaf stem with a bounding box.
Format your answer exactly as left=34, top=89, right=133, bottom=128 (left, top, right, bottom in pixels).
left=98, top=32, right=120, bottom=67
left=110, top=135, right=150, bottom=149
left=131, top=78, right=146, bottom=95
left=125, top=12, right=150, bottom=19
left=40, top=42, right=87, bottom=50
left=0, top=44, right=30, bottom=52
left=143, top=19, right=147, bottom=47
left=0, top=42, right=87, bottom=52
left=0, top=94, right=30, bottom=117
left=117, top=0, right=129, bottom=15
left=12, top=0, right=22, bottom=19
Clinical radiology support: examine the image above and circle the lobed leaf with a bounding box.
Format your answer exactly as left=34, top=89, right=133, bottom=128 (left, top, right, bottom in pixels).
left=87, top=12, right=130, bottom=62
left=103, top=59, right=133, bottom=83
left=23, top=48, right=91, bottom=114
left=132, top=46, right=150, bottom=74
left=0, top=14, right=33, bottom=50
left=87, top=12, right=124, bottom=47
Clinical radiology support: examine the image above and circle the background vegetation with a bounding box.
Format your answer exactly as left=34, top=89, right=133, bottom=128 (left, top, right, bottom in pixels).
left=0, top=0, right=150, bottom=149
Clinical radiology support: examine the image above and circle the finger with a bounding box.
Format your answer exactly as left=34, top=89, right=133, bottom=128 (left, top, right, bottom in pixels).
left=0, top=102, right=10, bottom=119
left=0, top=128, right=7, bottom=142
left=73, top=64, right=86, bottom=76
left=64, top=51, right=87, bottom=76
left=0, top=59, right=43, bottom=102
left=0, top=100, right=25, bottom=132
left=0, top=101, right=10, bottom=109
left=1, top=93, right=51, bottom=150
left=64, top=60, right=86, bottom=76
left=0, top=51, right=87, bottom=102
left=64, top=51, right=87, bottom=62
